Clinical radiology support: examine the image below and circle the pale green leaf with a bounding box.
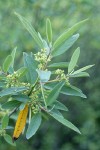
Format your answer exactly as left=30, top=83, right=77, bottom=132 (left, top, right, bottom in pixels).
left=52, top=34, right=79, bottom=57
left=23, top=52, right=38, bottom=84
left=54, top=101, right=68, bottom=111
left=4, top=134, right=16, bottom=146
left=2, top=100, right=21, bottom=109
left=37, top=69, right=51, bottom=82
left=68, top=47, right=80, bottom=73
left=12, top=94, right=30, bottom=103
left=46, top=18, right=52, bottom=43
left=53, top=19, right=88, bottom=50
left=43, top=40, right=50, bottom=55
left=44, top=82, right=86, bottom=98
left=72, top=65, right=94, bottom=75
left=11, top=47, right=17, bottom=67
left=46, top=81, right=65, bottom=106
left=2, top=114, right=9, bottom=129
left=19, top=103, right=26, bottom=110
left=15, top=12, right=44, bottom=49
left=70, top=72, right=90, bottom=77
left=26, top=113, right=41, bottom=139
left=61, top=84, right=87, bottom=98
left=48, top=62, right=69, bottom=68
left=3, top=55, right=13, bottom=72
left=50, top=109, right=64, bottom=118
left=0, top=86, right=28, bottom=97
left=50, top=112, right=81, bottom=134
left=16, top=67, right=27, bottom=78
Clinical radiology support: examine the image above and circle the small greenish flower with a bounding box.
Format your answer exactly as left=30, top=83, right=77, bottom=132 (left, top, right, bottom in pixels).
left=34, top=48, right=51, bottom=69
left=0, top=129, right=6, bottom=136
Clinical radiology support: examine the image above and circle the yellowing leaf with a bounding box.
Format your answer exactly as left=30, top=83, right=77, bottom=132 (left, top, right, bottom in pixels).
left=13, top=104, right=28, bottom=141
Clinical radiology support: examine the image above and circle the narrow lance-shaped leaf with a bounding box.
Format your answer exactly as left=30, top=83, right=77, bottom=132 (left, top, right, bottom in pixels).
left=52, top=34, right=79, bottom=57
left=54, top=101, right=68, bottom=111
left=12, top=94, right=30, bottom=103
left=43, top=40, right=50, bottom=56
left=72, top=64, right=94, bottom=75
left=2, top=114, right=9, bottom=129
left=15, top=12, right=44, bottom=49
left=46, top=18, right=52, bottom=43
left=48, top=62, right=69, bottom=68
left=26, top=113, right=42, bottom=139
left=50, top=111, right=81, bottom=134
left=8, top=47, right=17, bottom=74
left=0, top=86, right=29, bottom=98
left=19, top=103, right=26, bottom=111
left=53, top=19, right=88, bottom=50
left=61, top=84, right=87, bottom=98
left=2, top=100, right=21, bottom=109
left=70, top=72, right=90, bottom=78
left=46, top=81, right=65, bottom=106
left=11, top=47, right=17, bottom=67
left=44, top=82, right=86, bottom=98
left=68, top=47, right=80, bottom=73
left=4, top=134, right=16, bottom=146
left=50, top=109, right=64, bottom=118
left=3, top=55, right=13, bottom=72
left=37, top=33, right=50, bottom=55
left=0, top=125, right=13, bottom=130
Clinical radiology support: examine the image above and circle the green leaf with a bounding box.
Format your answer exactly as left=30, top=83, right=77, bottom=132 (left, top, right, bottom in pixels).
left=46, top=81, right=65, bottom=106
left=8, top=67, right=14, bottom=74
left=42, top=40, right=50, bottom=55
left=11, top=47, right=17, bottom=67
left=46, top=18, right=52, bottom=43
left=2, top=100, right=21, bottom=109
left=2, top=114, right=9, bottom=129
left=50, top=112, right=81, bottom=134
left=16, top=67, right=28, bottom=78
left=3, top=55, right=13, bottom=72
left=0, top=86, right=28, bottom=97
left=4, top=134, right=16, bottom=146
left=0, top=125, right=13, bottom=130
left=26, top=113, right=42, bottom=139
left=37, top=69, right=51, bottom=82
left=19, top=103, right=26, bottom=110
left=53, top=19, right=88, bottom=50
left=15, top=12, right=44, bottom=49
left=44, top=82, right=86, bottom=98
left=54, top=101, right=68, bottom=111
left=0, top=82, right=6, bottom=88
left=70, top=72, right=90, bottom=77
left=52, top=34, right=79, bottom=57
left=12, top=94, right=30, bottom=103
left=38, top=32, right=43, bottom=43
left=50, top=109, right=64, bottom=118
left=61, top=85, right=87, bottom=98
left=68, top=47, right=80, bottom=73
left=23, top=52, right=38, bottom=84
left=72, top=64, right=94, bottom=75
left=48, top=62, right=69, bottom=68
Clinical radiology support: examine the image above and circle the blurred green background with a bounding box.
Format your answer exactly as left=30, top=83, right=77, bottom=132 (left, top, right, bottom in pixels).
left=0, top=0, right=100, bottom=150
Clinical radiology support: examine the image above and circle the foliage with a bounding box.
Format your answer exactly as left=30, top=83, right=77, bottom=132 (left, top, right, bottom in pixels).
left=0, top=12, right=93, bottom=147
left=0, top=0, right=100, bottom=150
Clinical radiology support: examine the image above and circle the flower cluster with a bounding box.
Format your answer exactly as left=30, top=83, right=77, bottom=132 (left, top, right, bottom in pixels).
left=6, top=72, right=19, bottom=88
left=55, top=69, right=70, bottom=85
left=27, top=89, right=41, bottom=114
left=0, top=129, right=6, bottom=136
left=34, top=48, right=51, bottom=69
